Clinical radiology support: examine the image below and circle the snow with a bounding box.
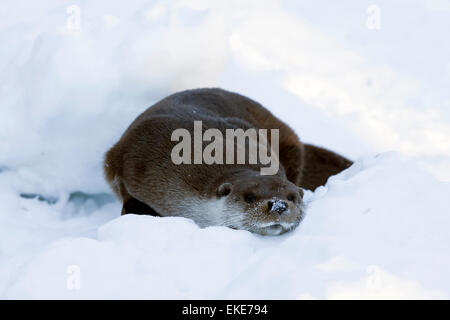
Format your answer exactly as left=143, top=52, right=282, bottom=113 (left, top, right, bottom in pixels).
left=269, top=199, right=287, bottom=213
left=1, top=0, right=450, bottom=299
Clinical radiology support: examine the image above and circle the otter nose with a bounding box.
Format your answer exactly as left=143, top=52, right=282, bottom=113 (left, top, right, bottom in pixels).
left=267, top=200, right=288, bottom=214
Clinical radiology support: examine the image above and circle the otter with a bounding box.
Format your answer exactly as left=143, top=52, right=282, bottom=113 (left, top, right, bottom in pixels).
left=104, top=88, right=352, bottom=235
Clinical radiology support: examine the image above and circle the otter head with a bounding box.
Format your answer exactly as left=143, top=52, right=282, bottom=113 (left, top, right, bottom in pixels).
left=215, top=172, right=304, bottom=236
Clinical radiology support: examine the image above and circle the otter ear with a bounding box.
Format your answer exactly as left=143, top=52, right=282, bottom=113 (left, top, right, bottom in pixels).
left=297, top=187, right=305, bottom=199
left=217, top=183, right=232, bottom=197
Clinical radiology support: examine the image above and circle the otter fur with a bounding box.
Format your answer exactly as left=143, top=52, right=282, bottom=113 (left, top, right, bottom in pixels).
left=104, top=88, right=352, bottom=235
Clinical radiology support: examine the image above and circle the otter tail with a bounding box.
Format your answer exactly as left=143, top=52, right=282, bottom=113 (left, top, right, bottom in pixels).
left=300, top=144, right=353, bottom=191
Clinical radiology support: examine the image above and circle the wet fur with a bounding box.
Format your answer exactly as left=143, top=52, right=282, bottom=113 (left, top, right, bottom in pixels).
left=104, top=88, right=352, bottom=226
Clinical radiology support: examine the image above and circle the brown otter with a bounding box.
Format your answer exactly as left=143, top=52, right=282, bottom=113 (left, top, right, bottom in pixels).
left=104, top=88, right=352, bottom=235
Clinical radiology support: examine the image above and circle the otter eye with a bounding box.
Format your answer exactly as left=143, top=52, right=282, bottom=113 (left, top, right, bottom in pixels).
left=287, top=194, right=296, bottom=202
left=244, top=193, right=256, bottom=204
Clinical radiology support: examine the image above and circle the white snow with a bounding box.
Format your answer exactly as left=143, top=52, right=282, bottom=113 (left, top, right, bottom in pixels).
left=1, top=0, right=450, bottom=299
left=269, top=199, right=287, bottom=213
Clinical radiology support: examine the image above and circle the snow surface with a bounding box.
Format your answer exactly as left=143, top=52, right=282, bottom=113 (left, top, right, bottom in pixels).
left=1, top=0, right=450, bottom=299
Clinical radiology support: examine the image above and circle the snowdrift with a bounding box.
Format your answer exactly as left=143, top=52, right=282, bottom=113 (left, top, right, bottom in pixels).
left=1, top=0, right=450, bottom=299
left=1, top=153, right=449, bottom=299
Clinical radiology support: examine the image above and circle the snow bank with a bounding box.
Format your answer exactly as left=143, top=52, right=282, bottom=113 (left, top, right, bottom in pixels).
left=1, top=0, right=450, bottom=299
left=2, top=153, right=449, bottom=299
